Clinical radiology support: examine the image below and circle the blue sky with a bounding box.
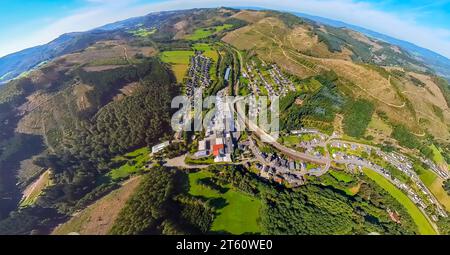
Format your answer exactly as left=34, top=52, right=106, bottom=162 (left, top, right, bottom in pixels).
left=0, top=0, right=449, bottom=58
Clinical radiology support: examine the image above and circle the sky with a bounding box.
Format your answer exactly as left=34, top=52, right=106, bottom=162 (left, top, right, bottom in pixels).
left=0, top=0, right=449, bottom=58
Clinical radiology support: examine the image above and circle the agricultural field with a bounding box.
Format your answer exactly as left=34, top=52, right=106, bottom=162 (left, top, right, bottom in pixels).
left=429, top=178, right=450, bottom=212
left=52, top=176, right=142, bottom=235
left=363, top=168, right=436, bottom=235
left=418, top=168, right=438, bottom=187
left=193, top=43, right=219, bottom=61
left=160, top=50, right=195, bottom=82
left=185, top=24, right=233, bottom=40
left=108, top=147, right=150, bottom=180
left=188, top=171, right=262, bottom=234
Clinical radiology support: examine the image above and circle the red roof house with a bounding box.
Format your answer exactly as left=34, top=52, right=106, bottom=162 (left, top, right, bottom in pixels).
left=213, top=144, right=224, bottom=156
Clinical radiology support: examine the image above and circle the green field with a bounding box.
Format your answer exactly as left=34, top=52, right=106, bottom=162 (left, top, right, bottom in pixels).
left=192, top=43, right=212, bottom=51
left=88, top=57, right=128, bottom=66
left=214, top=24, right=233, bottom=32
left=128, top=28, right=157, bottom=37
left=429, top=178, right=450, bottom=212
left=185, top=155, right=215, bottom=165
left=418, top=168, right=438, bottom=187
left=108, top=147, right=150, bottom=180
left=186, top=29, right=214, bottom=41
left=186, top=24, right=233, bottom=40
left=363, top=168, right=437, bottom=235
left=329, top=170, right=354, bottom=183
left=188, top=171, right=262, bottom=234
left=430, top=144, right=446, bottom=167
left=193, top=43, right=219, bottom=61
left=280, top=135, right=301, bottom=146
left=160, top=50, right=194, bottom=82
left=160, top=51, right=194, bottom=64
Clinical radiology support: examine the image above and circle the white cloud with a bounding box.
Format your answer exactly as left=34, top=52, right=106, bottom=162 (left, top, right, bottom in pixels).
left=1, top=0, right=450, bottom=59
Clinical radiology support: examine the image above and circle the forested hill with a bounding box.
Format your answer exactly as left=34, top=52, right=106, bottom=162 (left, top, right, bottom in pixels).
left=0, top=7, right=235, bottom=234
left=2, top=7, right=450, bottom=84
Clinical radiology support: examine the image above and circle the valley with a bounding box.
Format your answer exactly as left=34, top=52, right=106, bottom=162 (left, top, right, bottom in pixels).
left=0, top=7, right=450, bottom=236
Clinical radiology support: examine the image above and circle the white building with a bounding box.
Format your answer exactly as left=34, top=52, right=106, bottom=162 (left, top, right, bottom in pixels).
left=152, top=141, right=170, bottom=154
left=199, top=140, right=206, bottom=151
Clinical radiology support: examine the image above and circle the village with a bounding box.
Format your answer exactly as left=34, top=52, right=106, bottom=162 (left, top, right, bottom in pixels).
left=242, top=59, right=296, bottom=98
left=185, top=51, right=212, bottom=99
left=149, top=51, right=449, bottom=227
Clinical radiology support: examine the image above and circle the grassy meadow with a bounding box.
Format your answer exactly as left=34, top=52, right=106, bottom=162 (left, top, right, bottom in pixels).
left=188, top=171, right=262, bottom=234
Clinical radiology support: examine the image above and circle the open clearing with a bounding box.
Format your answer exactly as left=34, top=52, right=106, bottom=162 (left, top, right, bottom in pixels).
left=419, top=169, right=438, bottom=187
left=279, top=135, right=301, bottom=147
left=330, top=170, right=354, bottom=183
left=160, top=50, right=194, bottom=82
left=20, top=170, right=52, bottom=207
left=108, top=147, right=150, bottom=180
left=363, top=168, right=436, bottom=235
left=52, top=176, right=142, bottom=235
left=128, top=28, right=156, bottom=38
left=188, top=171, right=262, bottom=234
left=346, top=182, right=362, bottom=195
left=185, top=24, right=233, bottom=40
left=429, top=178, right=450, bottom=212
left=430, top=144, right=448, bottom=172
left=193, top=43, right=219, bottom=62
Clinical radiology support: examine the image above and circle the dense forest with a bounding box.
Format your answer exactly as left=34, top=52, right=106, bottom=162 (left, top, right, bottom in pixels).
left=0, top=57, right=178, bottom=232
left=280, top=71, right=345, bottom=134
left=343, top=99, right=375, bottom=138
left=261, top=184, right=413, bottom=235
left=262, top=170, right=417, bottom=235
left=110, top=166, right=215, bottom=235
left=109, top=167, right=182, bottom=234
left=212, top=165, right=417, bottom=235
left=0, top=134, right=45, bottom=219
left=35, top=58, right=177, bottom=212
left=115, top=164, right=417, bottom=235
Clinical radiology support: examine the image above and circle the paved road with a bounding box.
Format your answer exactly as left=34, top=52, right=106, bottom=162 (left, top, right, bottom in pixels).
left=230, top=47, right=328, bottom=166
left=233, top=97, right=328, bottom=165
